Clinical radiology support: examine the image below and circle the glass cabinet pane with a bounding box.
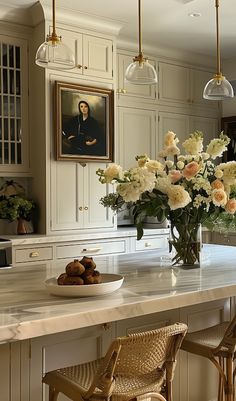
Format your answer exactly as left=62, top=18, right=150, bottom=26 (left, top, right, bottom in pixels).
left=0, top=41, right=23, bottom=167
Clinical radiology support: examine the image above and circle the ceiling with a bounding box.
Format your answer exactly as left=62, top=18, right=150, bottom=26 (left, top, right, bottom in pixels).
left=1, top=0, right=236, bottom=60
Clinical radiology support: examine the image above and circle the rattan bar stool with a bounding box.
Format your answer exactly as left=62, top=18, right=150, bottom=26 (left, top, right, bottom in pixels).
left=43, top=322, right=187, bottom=401
left=181, top=315, right=236, bottom=401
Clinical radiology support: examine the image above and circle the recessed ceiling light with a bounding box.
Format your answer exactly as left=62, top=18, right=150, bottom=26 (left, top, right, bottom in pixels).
left=188, top=12, right=202, bottom=17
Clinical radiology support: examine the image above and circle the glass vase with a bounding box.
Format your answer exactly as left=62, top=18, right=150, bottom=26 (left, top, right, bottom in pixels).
left=169, top=222, right=202, bottom=268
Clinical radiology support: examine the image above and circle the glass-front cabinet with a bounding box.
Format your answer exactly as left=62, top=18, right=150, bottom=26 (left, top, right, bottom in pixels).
left=0, top=35, right=29, bottom=175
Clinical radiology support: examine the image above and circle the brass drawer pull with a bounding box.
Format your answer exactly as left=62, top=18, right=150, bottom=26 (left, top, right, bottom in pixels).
left=82, top=248, right=102, bottom=253
left=30, top=251, right=39, bottom=258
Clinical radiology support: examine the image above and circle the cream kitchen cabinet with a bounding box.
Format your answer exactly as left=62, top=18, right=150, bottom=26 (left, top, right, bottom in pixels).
left=0, top=32, right=30, bottom=175
left=158, top=111, right=219, bottom=151
left=57, top=27, right=113, bottom=80
left=50, top=161, right=114, bottom=232
left=30, top=324, right=114, bottom=401
left=117, top=106, right=157, bottom=167
left=117, top=52, right=157, bottom=101
left=116, top=299, right=230, bottom=401
left=158, top=61, right=219, bottom=111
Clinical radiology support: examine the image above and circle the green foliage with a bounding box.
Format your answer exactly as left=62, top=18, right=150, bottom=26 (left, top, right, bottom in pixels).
left=0, top=195, right=35, bottom=221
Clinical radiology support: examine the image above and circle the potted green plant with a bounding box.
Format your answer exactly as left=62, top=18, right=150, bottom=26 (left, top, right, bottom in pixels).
left=0, top=195, right=35, bottom=234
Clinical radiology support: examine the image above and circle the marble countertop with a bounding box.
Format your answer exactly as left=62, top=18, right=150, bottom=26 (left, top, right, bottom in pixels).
left=1, top=227, right=169, bottom=246
left=1, top=244, right=236, bottom=344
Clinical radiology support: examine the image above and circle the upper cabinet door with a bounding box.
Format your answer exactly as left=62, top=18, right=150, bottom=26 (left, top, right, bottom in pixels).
left=158, top=62, right=190, bottom=105
left=191, top=68, right=219, bottom=110
left=117, top=106, right=157, bottom=168
left=82, top=35, right=113, bottom=79
left=159, top=62, right=219, bottom=111
left=117, top=53, right=157, bottom=100
left=0, top=35, right=29, bottom=175
left=56, top=28, right=113, bottom=80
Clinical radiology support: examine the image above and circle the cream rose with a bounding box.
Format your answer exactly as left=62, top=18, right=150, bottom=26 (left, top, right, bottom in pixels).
left=212, top=189, right=227, bottom=207
left=225, top=199, right=236, bottom=214
left=103, top=164, right=123, bottom=183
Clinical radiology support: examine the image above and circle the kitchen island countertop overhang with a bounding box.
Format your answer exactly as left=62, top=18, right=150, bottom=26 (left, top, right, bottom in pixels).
left=0, top=244, right=236, bottom=344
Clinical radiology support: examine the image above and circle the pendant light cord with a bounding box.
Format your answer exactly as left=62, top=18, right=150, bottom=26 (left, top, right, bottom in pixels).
left=50, top=0, right=59, bottom=42
left=138, top=0, right=142, bottom=56
left=215, top=0, right=221, bottom=76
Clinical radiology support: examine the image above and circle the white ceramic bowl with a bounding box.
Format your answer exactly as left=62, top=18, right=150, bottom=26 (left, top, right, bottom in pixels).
left=45, top=273, right=124, bottom=297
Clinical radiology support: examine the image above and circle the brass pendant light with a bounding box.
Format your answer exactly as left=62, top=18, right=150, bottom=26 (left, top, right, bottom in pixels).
left=125, top=0, right=157, bottom=85
left=35, top=0, right=75, bottom=69
left=203, top=0, right=234, bottom=100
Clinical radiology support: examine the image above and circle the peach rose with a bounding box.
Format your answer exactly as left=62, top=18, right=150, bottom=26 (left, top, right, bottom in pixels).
left=225, top=199, right=236, bottom=214
left=182, top=161, right=200, bottom=180
left=169, top=170, right=182, bottom=184
left=212, top=189, right=227, bottom=207
left=211, top=179, right=224, bottom=190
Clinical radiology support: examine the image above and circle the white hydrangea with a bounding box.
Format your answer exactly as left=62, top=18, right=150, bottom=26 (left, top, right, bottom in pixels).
left=217, top=161, right=236, bottom=185
left=167, top=185, right=191, bottom=210
left=117, top=167, right=156, bottom=202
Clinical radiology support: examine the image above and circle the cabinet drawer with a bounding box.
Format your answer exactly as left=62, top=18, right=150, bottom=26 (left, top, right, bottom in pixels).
left=15, top=247, right=53, bottom=263
left=56, top=240, right=127, bottom=259
left=135, top=236, right=168, bottom=251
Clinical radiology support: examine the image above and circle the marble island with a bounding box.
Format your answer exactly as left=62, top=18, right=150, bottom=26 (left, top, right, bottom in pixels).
left=0, top=244, right=236, bottom=344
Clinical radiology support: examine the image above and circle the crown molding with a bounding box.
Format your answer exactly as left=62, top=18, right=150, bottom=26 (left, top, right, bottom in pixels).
left=30, top=1, right=123, bottom=37
left=0, top=1, right=123, bottom=37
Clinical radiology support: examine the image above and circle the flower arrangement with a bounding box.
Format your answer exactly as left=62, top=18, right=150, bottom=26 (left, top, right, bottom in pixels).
left=96, top=131, right=236, bottom=267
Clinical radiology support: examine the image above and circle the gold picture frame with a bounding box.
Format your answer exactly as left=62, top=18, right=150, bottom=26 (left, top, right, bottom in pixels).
left=54, top=81, right=114, bottom=162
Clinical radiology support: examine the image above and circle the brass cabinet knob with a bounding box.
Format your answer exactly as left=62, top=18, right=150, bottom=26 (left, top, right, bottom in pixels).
left=30, top=251, right=39, bottom=258
left=77, top=64, right=82, bottom=69
left=79, top=206, right=83, bottom=211
left=84, top=66, right=88, bottom=69
left=145, top=242, right=152, bottom=248
left=84, top=206, right=88, bottom=210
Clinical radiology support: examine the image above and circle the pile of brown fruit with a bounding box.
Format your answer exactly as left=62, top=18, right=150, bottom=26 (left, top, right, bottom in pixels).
left=57, top=257, right=102, bottom=285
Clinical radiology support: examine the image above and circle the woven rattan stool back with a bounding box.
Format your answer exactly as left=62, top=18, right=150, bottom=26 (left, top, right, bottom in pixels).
left=43, top=322, right=187, bottom=401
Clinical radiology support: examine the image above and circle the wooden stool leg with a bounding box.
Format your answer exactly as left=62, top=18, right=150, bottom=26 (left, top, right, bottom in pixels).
left=218, top=357, right=224, bottom=401
left=225, top=357, right=234, bottom=401
left=49, top=386, right=59, bottom=401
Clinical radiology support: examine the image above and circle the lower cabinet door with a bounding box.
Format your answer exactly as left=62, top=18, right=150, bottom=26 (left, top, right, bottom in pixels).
left=30, top=324, right=113, bottom=401
left=50, top=161, right=114, bottom=232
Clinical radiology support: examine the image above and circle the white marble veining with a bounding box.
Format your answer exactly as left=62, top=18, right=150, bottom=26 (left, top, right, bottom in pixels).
left=0, top=244, right=236, bottom=344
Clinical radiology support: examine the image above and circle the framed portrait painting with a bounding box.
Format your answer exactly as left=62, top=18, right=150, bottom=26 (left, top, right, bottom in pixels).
left=54, top=81, right=114, bottom=162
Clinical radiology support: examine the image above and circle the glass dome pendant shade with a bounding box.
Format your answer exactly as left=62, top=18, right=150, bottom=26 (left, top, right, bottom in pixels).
left=203, top=0, right=234, bottom=100
left=203, top=73, right=234, bottom=100
left=35, top=0, right=75, bottom=70
left=125, top=0, right=157, bottom=85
